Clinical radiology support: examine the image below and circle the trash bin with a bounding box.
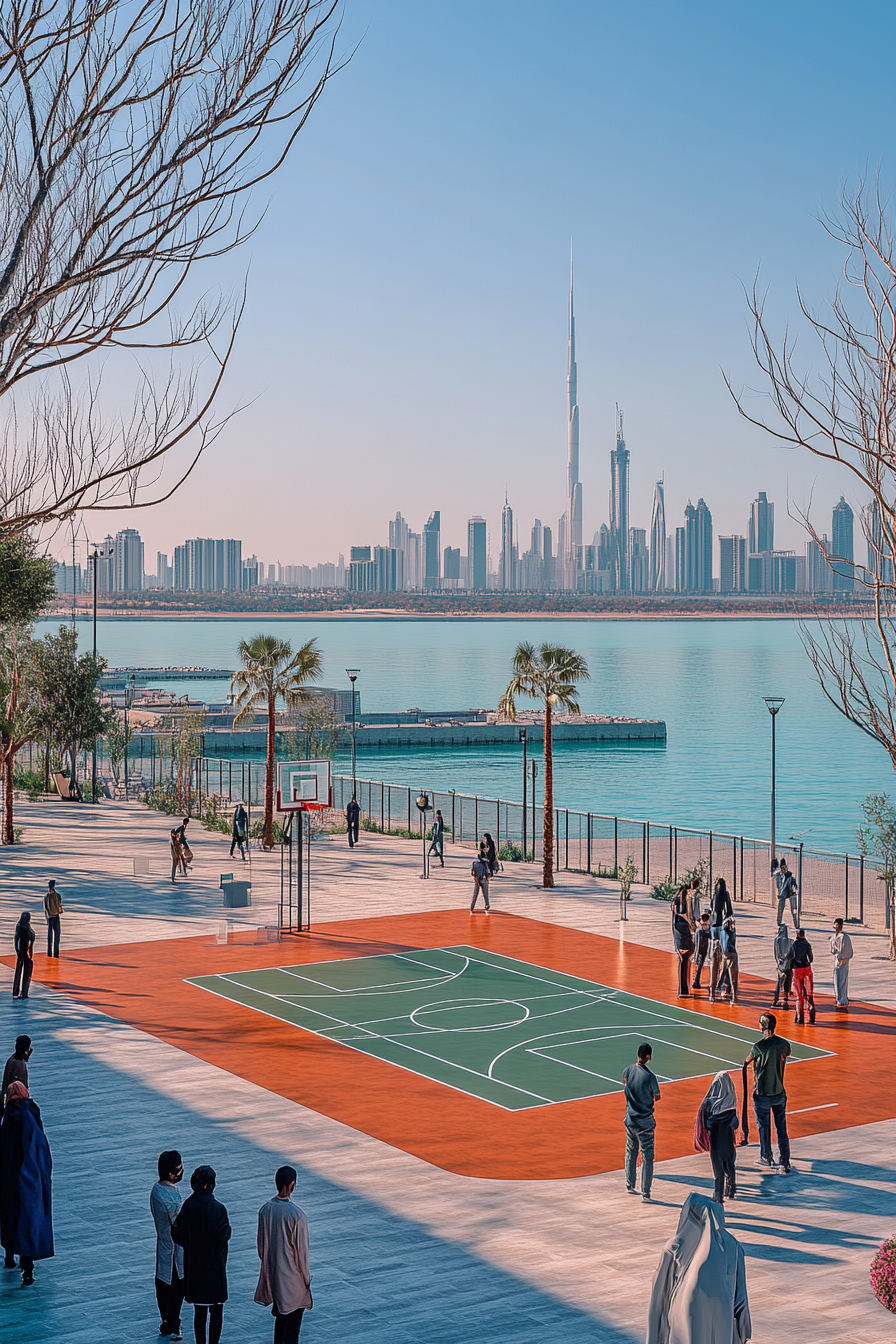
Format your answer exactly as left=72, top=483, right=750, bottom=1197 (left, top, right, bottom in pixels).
left=221, top=878, right=251, bottom=908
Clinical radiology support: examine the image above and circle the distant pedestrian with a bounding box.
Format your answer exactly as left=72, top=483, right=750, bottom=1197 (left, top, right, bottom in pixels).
left=3, top=1037, right=32, bottom=1107
left=483, top=833, right=498, bottom=876
left=695, top=1071, right=739, bottom=1203
left=151, top=1150, right=185, bottom=1342
left=671, top=883, right=693, bottom=930
left=622, top=1042, right=661, bottom=1203
left=691, top=913, right=711, bottom=991
left=772, top=924, right=793, bottom=1009
left=0, top=1081, right=54, bottom=1285
left=12, top=913, right=35, bottom=999
left=775, top=858, right=799, bottom=926
left=255, top=1165, right=312, bottom=1344
left=710, top=877, right=733, bottom=930
left=346, top=797, right=360, bottom=848
left=720, top=918, right=739, bottom=1004
left=791, top=928, right=815, bottom=1024
left=689, top=874, right=703, bottom=925
left=746, top=1011, right=792, bottom=1173
left=470, top=853, right=490, bottom=913
left=672, top=891, right=694, bottom=997
left=830, top=918, right=854, bottom=1008
left=428, top=810, right=445, bottom=867
left=170, top=818, right=191, bottom=881
left=230, top=804, right=248, bottom=861
left=43, top=881, right=63, bottom=958
left=646, top=1193, right=751, bottom=1344
left=708, top=926, right=725, bottom=1004
left=172, top=1165, right=231, bottom=1344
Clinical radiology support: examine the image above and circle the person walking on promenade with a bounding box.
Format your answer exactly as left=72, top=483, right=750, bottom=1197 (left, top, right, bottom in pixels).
left=346, top=797, right=360, bottom=849
left=646, top=1193, right=752, bottom=1344
left=672, top=892, right=694, bottom=997
left=428, top=810, right=445, bottom=867
left=720, top=918, right=739, bottom=1005
left=622, top=1042, right=661, bottom=1203
left=12, top=913, right=35, bottom=999
left=170, top=818, right=191, bottom=881
left=2, top=1037, right=32, bottom=1107
left=151, top=1150, right=185, bottom=1341
left=230, top=804, right=248, bottom=861
left=772, top=924, right=793, bottom=1009
left=172, top=1166, right=231, bottom=1344
left=830, top=918, right=854, bottom=1008
left=43, top=881, right=63, bottom=958
left=691, top=913, right=712, bottom=990
left=791, top=928, right=816, bottom=1024
left=695, top=1072, right=739, bottom=1203
left=0, top=1081, right=54, bottom=1285
left=483, top=832, right=498, bottom=876
left=255, top=1165, right=312, bottom=1344
left=470, top=851, right=490, bottom=913
left=746, top=1011, right=792, bottom=1173
left=775, top=857, right=799, bottom=926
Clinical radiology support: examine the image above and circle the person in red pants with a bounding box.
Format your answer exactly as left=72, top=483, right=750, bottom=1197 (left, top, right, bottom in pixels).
left=790, top=928, right=815, bottom=1024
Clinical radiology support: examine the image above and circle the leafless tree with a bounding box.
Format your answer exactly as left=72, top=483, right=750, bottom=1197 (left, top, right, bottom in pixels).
left=0, top=0, right=342, bottom=536
left=728, top=181, right=896, bottom=768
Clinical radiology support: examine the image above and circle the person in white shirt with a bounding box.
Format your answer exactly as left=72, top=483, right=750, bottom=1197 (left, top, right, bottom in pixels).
left=829, top=918, right=854, bottom=1008
left=150, top=1149, right=185, bottom=1341
left=255, top=1166, right=312, bottom=1344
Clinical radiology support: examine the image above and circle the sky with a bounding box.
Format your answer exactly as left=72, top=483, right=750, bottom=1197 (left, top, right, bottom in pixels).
left=61, top=0, right=896, bottom=570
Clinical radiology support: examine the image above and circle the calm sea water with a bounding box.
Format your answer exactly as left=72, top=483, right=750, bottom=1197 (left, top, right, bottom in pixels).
left=38, top=616, right=894, bottom=852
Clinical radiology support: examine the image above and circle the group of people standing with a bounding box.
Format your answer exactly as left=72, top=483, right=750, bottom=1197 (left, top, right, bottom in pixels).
left=471, top=832, right=499, bottom=911
left=671, top=875, right=739, bottom=1002
left=151, top=1152, right=311, bottom=1344
left=11, top=881, right=66, bottom=1000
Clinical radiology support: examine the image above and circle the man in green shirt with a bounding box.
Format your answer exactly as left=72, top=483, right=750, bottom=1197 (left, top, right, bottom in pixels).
left=746, top=1012, right=792, bottom=1174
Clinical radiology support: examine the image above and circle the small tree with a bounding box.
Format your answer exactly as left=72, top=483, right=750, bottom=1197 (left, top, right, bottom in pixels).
left=499, top=642, right=589, bottom=888
left=154, top=710, right=206, bottom=811
left=0, top=535, right=56, bottom=627
left=857, top=793, right=896, bottom=961
left=104, top=711, right=133, bottom=786
left=284, top=694, right=341, bottom=760
left=0, top=629, right=41, bottom=842
left=33, top=625, right=114, bottom=786
left=230, top=635, right=322, bottom=847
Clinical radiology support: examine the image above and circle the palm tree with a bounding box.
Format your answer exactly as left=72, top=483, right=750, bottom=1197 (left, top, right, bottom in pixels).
left=499, top=642, right=589, bottom=888
left=230, top=635, right=323, bottom=848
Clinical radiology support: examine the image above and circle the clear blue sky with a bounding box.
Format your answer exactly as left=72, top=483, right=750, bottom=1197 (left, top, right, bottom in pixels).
left=82, top=0, right=896, bottom=569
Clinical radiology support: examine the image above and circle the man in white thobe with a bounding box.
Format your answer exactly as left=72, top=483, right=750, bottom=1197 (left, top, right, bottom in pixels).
left=255, top=1166, right=311, bottom=1344
left=830, top=918, right=854, bottom=1007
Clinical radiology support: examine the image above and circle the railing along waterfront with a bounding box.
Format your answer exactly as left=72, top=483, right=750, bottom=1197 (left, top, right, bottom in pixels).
left=13, top=745, right=890, bottom=930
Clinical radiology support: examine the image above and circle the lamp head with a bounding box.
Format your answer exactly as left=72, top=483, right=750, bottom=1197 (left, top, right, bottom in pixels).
left=345, top=668, right=360, bottom=684
left=764, top=696, right=785, bottom=716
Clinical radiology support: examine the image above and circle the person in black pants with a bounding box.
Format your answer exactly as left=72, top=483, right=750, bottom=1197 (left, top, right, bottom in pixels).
left=346, top=798, right=360, bottom=848
left=697, top=1070, right=739, bottom=1202
left=172, top=1166, right=231, bottom=1344
left=12, top=913, right=35, bottom=999
left=691, top=912, right=712, bottom=990
left=43, top=881, right=63, bottom=958
left=710, top=877, right=733, bottom=928
left=672, top=889, right=694, bottom=996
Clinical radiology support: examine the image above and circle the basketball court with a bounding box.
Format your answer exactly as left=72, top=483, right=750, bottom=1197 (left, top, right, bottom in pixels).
left=188, top=943, right=829, bottom=1111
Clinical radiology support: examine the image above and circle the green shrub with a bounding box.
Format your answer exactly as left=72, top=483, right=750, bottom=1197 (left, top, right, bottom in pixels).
left=13, top=768, right=48, bottom=800
left=651, top=858, right=708, bottom=902
left=498, top=843, right=532, bottom=862
left=140, top=784, right=180, bottom=815
left=591, top=863, right=620, bottom=879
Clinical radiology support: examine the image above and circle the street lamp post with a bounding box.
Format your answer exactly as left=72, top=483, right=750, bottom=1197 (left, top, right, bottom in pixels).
left=521, top=726, right=528, bottom=860
left=124, top=672, right=135, bottom=800
left=345, top=669, right=360, bottom=801
left=764, top=697, right=785, bottom=884
left=416, top=790, right=431, bottom=879
left=90, top=546, right=99, bottom=803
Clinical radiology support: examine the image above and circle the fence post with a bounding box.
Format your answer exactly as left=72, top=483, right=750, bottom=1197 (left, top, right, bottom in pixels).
left=708, top=831, right=713, bottom=897
left=587, top=813, right=592, bottom=875
left=407, top=787, right=411, bottom=834
left=645, top=822, right=650, bottom=885
left=860, top=854, right=864, bottom=924
left=565, top=809, right=569, bottom=870
left=497, top=801, right=501, bottom=852
left=475, top=796, right=479, bottom=841
left=845, top=854, right=849, bottom=922
left=451, top=791, right=455, bottom=843
left=614, top=816, right=618, bottom=873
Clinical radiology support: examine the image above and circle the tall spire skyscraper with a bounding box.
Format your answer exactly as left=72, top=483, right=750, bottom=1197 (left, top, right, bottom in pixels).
left=566, top=249, right=582, bottom=588
left=649, top=478, right=666, bottom=593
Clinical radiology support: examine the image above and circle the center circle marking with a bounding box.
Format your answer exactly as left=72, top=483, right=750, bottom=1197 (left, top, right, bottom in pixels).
left=410, top=997, right=530, bottom=1032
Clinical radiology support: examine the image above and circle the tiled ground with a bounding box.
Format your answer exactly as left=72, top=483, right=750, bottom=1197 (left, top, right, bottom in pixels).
left=2, top=799, right=894, bottom=1342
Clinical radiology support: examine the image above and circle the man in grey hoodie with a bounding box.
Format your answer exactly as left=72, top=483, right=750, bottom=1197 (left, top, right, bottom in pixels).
left=772, top=924, right=793, bottom=1009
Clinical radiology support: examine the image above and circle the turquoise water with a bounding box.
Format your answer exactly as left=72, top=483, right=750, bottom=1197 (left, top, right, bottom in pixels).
left=40, top=616, right=894, bottom=851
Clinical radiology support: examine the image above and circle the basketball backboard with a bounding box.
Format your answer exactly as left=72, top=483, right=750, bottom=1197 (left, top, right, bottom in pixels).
left=276, top=760, right=332, bottom=811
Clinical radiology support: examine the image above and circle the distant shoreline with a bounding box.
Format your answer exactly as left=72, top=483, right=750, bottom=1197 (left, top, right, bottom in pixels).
left=45, top=606, right=871, bottom=623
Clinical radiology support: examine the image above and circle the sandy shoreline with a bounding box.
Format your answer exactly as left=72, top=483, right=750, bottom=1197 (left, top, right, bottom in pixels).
left=52, top=607, right=868, bottom=622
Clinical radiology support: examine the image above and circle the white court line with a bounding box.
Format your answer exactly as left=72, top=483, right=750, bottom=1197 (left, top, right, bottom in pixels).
left=209, top=974, right=379, bottom=1036
left=790, top=1103, right=839, bottom=1115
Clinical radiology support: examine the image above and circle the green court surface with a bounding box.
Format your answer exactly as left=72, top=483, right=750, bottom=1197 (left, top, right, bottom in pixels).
left=188, top=946, right=831, bottom=1112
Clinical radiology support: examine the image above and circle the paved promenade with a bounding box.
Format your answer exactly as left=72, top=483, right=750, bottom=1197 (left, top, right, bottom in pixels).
left=1, top=799, right=894, bottom=1342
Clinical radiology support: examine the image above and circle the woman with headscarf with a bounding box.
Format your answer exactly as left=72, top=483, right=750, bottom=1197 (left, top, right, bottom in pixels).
left=483, top=834, right=498, bottom=877
left=0, top=1081, right=54, bottom=1286
left=695, top=1070, right=739, bottom=1203
left=12, top=912, right=35, bottom=999
left=646, top=1192, right=751, bottom=1344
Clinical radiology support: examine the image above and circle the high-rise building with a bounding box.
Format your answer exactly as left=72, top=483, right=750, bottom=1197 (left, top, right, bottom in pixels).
left=54, top=562, right=82, bottom=594
left=113, top=528, right=143, bottom=592
left=467, top=516, right=487, bottom=590
left=566, top=252, right=582, bottom=589
left=749, top=492, right=774, bottom=555
left=806, top=536, right=833, bottom=594
left=649, top=480, right=666, bottom=592
left=423, top=511, right=440, bottom=589
left=242, top=556, right=259, bottom=589
left=831, top=497, right=854, bottom=592
left=389, top=512, right=411, bottom=590
left=610, top=405, right=630, bottom=591
left=674, top=526, right=686, bottom=593
left=406, top=532, right=422, bottom=589
left=629, top=528, right=649, bottom=593
left=373, top=545, right=402, bottom=592
left=542, top=525, right=554, bottom=590
left=95, top=536, right=115, bottom=593
left=719, top=536, right=747, bottom=593
left=156, top=552, right=173, bottom=589
left=443, top=547, right=460, bottom=584
left=348, top=545, right=375, bottom=591
left=864, top=498, right=894, bottom=585
left=679, top=499, right=712, bottom=592
left=500, top=497, right=516, bottom=590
